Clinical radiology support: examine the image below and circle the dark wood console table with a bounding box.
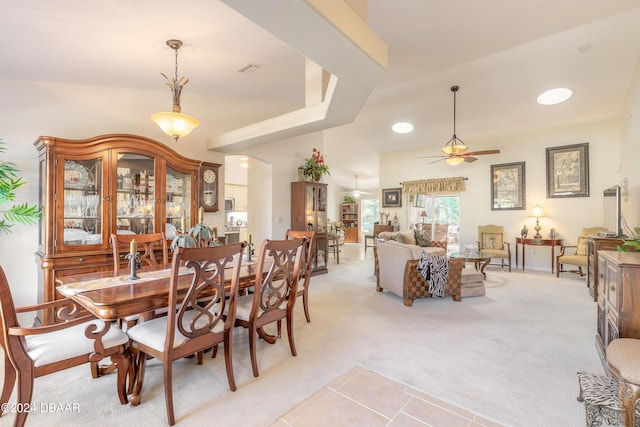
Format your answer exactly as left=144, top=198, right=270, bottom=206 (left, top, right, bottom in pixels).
left=515, top=237, right=563, bottom=273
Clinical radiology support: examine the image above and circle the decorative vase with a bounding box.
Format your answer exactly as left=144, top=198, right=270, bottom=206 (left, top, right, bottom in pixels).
left=521, top=225, right=528, bottom=238
left=312, top=171, right=321, bottom=182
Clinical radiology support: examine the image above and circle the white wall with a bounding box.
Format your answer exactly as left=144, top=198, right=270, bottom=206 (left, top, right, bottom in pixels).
left=380, top=118, right=622, bottom=272
left=621, top=56, right=640, bottom=229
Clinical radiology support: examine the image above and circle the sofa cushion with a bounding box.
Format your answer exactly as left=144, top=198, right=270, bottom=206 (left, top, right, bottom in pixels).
left=414, top=229, right=431, bottom=247
left=481, top=232, right=503, bottom=249
left=397, top=231, right=416, bottom=245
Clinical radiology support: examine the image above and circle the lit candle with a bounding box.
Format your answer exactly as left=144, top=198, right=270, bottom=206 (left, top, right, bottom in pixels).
left=199, top=206, right=204, bottom=223
left=181, top=216, right=186, bottom=231
left=130, top=238, right=137, bottom=255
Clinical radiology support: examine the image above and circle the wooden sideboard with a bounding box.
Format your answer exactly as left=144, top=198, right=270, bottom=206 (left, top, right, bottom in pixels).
left=595, top=250, right=640, bottom=367
left=587, top=236, right=626, bottom=301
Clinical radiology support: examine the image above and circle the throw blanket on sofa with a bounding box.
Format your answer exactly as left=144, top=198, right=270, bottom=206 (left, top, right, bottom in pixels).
left=416, top=252, right=449, bottom=297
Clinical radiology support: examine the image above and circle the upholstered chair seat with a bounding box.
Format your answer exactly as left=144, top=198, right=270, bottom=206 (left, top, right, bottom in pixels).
left=556, top=227, right=607, bottom=277
left=26, top=320, right=128, bottom=367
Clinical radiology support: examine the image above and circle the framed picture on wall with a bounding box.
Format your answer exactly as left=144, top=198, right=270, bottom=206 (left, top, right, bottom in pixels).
left=490, top=162, right=526, bottom=210
left=546, top=143, right=589, bottom=198
left=382, top=188, right=402, bottom=207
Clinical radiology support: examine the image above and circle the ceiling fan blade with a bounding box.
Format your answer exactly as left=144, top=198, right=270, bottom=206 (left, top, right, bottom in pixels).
left=462, top=149, right=500, bottom=156
left=464, top=156, right=478, bottom=163
left=427, top=158, right=444, bottom=164
left=417, top=155, right=447, bottom=159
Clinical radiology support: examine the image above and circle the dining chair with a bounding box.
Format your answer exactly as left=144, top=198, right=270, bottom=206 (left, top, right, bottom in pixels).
left=0, top=266, right=129, bottom=427
left=126, top=242, right=246, bottom=426
left=284, top=230, right=316, bottom=323
left=110, top=232, right=168, bottom=271
left=233, top=238, right=305, bottom=377
left=110, top=232, right=169, bottom=326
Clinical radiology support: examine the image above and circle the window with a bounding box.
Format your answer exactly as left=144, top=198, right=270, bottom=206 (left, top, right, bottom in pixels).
left=361, top=199, right=380, bottom=236
left=409, top=194, right=460, bottom=253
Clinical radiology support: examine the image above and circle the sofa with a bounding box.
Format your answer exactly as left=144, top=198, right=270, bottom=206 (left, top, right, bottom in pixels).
left=376, top=240, right=464, bottom=305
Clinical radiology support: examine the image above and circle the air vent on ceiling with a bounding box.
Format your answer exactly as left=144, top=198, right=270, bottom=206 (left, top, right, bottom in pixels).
left=236, top=63, right=260, bottom=73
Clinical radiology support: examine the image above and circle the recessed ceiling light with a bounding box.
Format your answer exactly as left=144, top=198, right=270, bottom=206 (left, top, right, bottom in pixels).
left=392, top=122, right=414, bottom=134
left=537, top=88, right=573, bottom=105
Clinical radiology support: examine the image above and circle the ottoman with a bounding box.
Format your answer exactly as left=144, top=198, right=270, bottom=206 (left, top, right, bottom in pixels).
left=461, top=268, right=485, bottom=297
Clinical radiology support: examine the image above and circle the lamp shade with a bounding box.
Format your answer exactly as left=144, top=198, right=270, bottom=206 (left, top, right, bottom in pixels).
left=530, top=205, right=546, bottom=218
left=151, top=111, right=200, bottom=141
left=445, top=156, right=465, bottom=165
left=420, top=211, right=427, bottom=217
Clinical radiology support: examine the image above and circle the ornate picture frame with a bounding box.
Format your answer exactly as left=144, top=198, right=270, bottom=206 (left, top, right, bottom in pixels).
left=382, top=188, right=402, bottom=207
left=491, top=162, right=526, bottom=210
left=546, top=143, right=589, bottom=198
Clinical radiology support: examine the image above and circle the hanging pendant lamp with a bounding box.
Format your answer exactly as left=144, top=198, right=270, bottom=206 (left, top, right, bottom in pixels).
left=151, top=39, right=200, bottom=141
left=441, top=85, right=467, bottom=156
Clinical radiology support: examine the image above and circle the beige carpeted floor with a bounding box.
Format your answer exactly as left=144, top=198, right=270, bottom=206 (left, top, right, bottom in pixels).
left=1, top=243, right=603, bottom=426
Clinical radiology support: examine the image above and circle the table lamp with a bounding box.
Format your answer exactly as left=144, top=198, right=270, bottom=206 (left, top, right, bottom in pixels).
left=420, top=211, right=427, bottom=223
left=529, top=204, right=546, bottom=239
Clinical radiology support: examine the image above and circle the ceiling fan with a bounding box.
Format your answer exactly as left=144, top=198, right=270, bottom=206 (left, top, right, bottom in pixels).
left=342, top=175, right=370, bottom=198
left=419, top=85, right=500, bottom=165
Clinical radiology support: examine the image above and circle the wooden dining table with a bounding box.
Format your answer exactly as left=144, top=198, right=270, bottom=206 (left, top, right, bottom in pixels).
left=56, top=261, right=262, bottom=321
left=56, top=260, right=271, bottom=405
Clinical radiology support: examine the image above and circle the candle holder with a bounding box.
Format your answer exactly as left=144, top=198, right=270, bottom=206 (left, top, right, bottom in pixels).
left=126, top=252, right=142, bottom=280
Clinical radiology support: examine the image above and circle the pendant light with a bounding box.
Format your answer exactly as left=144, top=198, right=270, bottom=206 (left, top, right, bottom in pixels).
left=441, top=85, right=467, bottom=156
left=151, top=39, right=200, bottom=141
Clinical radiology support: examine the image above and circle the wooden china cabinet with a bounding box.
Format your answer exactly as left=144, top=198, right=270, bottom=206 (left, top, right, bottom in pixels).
left=34, top=134, right=203, bottom=324
left=291, top=181, right=328, bottom=275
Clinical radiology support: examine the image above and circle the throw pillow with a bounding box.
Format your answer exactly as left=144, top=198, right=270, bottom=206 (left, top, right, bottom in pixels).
left=388, top=233, right=402, bottom=242
left=576, top=237, right=589, bottom=256
left=482, top=233, right=503, bottom=249
left=397, top=231, right=416, bottom=245
left=414, top=229, right=431, bottom=247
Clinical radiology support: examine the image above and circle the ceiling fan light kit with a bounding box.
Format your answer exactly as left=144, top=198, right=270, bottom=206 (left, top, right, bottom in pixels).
left=419, top=85, right=500, bottom=165
left=151, top=39, right=200, bottom=142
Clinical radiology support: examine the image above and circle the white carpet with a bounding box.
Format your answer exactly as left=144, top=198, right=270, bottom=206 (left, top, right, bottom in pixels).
left=1, top=245, right=602, bottom=426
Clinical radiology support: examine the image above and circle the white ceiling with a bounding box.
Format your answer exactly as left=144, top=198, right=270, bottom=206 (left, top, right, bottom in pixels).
left=2, top=0, right=640, bottom=192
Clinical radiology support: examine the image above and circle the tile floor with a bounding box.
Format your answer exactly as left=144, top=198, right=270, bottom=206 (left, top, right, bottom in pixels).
left=270, top=366, right=506, bottom=427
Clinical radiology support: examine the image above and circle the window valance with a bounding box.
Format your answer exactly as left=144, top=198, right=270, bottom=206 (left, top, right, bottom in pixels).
left=401, top=177, right=466, bottom=195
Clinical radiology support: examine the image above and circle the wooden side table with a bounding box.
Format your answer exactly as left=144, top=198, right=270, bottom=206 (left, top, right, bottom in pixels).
left=515, top=237, right=563, bottom=273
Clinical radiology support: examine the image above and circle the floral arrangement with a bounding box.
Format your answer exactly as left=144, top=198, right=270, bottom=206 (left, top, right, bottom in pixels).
left=303, top=148, right=330, bottom=181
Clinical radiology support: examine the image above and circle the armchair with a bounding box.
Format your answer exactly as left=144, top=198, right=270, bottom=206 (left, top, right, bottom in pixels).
left=478, top=225, right=511, bottom=272
left=556, top=227, right=607, bottom=277
left=0, top=267, right=129, bottom=427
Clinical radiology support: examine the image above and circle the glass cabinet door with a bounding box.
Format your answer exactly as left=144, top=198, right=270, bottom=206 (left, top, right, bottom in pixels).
left=114, top=153, right=156, bottom=235
left=316, top=185, right=327, bottom=232
left=59, top=156, right=104, bottom=248
left=166, top=166, right=192, bottom=236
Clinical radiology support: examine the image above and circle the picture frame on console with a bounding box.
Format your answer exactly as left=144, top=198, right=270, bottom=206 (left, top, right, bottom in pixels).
left=546, top=143, right=589, bottom=198
left=382, top=188, right=402, bottom=208
left=491, top=161, right=526, bottom=211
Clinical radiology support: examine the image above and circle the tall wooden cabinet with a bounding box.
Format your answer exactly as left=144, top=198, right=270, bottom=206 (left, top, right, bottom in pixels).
left=595, top=250, right=640, bottom=366
left=34, top=134, right=203, bottom=324
left=341, top=203, right=359, bottom=243
left=587, top=236, right=626, bottom=301
left=291, top=181, right=328, bottom=275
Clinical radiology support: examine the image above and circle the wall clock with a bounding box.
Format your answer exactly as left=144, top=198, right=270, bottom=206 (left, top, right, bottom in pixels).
left=200, top=162, right=221, bottom=212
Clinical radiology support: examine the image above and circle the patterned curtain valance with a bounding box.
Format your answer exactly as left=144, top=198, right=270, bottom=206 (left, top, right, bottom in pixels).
left=402, top=177, right=466, bottom=195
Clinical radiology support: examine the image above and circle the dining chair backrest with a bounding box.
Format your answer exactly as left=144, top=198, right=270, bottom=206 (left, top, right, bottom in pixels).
left=284, top=230, right=315, bottom=323
left=110, top=232, right=168, bottom=270
left=284, top=230, right=316, bottom=277
left=167, top=243, right=245, bottom=347
left=251, top=238, right=305, bottom=319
